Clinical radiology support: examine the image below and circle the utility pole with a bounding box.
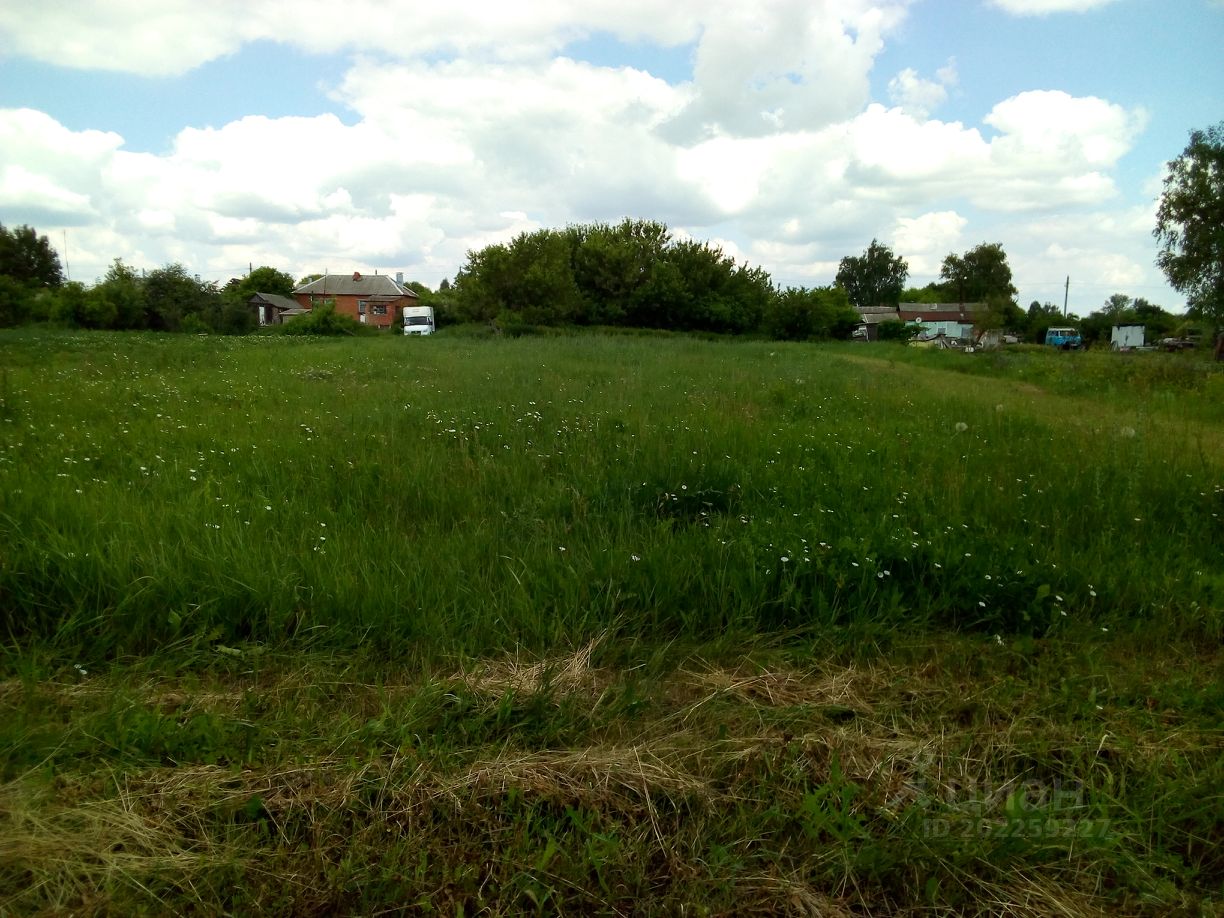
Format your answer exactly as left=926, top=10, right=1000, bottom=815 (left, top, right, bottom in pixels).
left=1063, top=276, right=1070, bottom=318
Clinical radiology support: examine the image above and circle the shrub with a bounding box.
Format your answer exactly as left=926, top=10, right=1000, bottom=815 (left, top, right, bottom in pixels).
left=877, top=320, right=919, bottom=341
left=277, top=304, right=373, bottom=336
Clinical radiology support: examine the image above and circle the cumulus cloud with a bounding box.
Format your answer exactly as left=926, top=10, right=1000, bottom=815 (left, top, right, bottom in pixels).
left=891, top=211, right=968, bottom=276
left=984, top=90, right=1145, bottom=169
left=0, top=0, right=897, bottom=79
left=662, top=0, right=910, bottom=139
left=986, top=0, right=1120, bottom=14
left=0, top=1, right=1173, bottom=307
left=888, top=60, right=956, bottom=118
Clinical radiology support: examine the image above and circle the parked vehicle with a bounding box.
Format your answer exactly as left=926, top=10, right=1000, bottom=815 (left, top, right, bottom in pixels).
left=1111, top=325, right=1145, bottom=351
left=1158, top=334, right=1200, bottom=352
left=1045, top=326, right=1082, bottom=350
left=403, top=305, right=435, bottom=335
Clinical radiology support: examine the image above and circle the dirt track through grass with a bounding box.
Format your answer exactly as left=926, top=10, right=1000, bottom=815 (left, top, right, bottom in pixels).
left=832, top=350, right=1224, bottom=463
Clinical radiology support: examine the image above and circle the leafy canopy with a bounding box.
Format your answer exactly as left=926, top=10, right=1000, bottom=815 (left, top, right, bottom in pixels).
left=834, top=239, right=908, bottom=310
left=1154, top=122, right=1224, bottom=324
left=0, top=223, right=63, bottom=289
left=938, top=243, right=1017, bottom=304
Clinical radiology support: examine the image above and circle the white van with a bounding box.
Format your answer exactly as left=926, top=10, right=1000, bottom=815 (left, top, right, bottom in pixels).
left=403, top=305, right=435, bottom=335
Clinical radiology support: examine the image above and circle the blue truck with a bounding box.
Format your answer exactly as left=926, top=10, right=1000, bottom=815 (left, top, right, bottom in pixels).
left=1044, top=326, right=1082, bottom=350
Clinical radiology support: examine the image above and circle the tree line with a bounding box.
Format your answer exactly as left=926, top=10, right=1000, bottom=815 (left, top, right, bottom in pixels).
left=0, top=219, right=1185, bottom=345
left=1, top=117, right=1218, bottom=346
left=0, top=230, right=298, bottom=334
left=444, top=219, right=859, bottom=339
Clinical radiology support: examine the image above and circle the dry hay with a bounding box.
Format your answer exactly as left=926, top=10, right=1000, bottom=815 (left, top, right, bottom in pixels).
left=0, top=777, right=225, bottom=913
left=449, top=745, right=709, bottom=809
left=455, top=637, right=611, bottom=701
left=677, top=660, right=889, bottom=714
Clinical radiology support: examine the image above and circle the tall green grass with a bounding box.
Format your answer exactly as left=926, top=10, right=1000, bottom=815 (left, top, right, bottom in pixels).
left=1, top=329, right=1220, bottom=664
left=2, top=329, right=1222, bottom=916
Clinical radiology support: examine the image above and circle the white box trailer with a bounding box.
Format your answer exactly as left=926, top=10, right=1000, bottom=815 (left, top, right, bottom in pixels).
left=1111, top=324, right=1144, bottom=350
left=403, top=305, right=435, bottom=335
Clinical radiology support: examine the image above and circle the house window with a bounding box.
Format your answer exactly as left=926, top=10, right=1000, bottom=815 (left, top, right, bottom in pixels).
left=372, top=304, right=387, bottom=316
left=357, top=300, right=368, bottom=314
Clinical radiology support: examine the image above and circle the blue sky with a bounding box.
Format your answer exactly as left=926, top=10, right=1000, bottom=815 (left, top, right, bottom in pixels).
left=0, top=0, right=1220, bottom=314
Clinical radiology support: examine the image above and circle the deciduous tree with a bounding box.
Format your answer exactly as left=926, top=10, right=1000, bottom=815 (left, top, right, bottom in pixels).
left=835, top=239, right=908, bottom=310
left=939, top=243, right=1017, bottom=304
left=1154, top=122, right=1223, bottom=356
left=224, top=266, right=296, bottom=304
left=0, top=223, right=63, bottom=289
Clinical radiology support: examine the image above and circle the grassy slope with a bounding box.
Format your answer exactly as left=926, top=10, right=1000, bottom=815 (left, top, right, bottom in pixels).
left=0, top=330, right=1221, bottom=916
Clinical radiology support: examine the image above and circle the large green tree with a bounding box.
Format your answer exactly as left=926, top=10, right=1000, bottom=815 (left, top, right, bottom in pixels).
left=453, top=220, right=776, bottom=335
left=0, top=224, right=63, bottom=290
left=145, top=263, right=220, bottom=331
left=223, top=266, right=296, bottom=304
left=834, top=239, right=908, bottom=310
left=93, top=259, right=146, bottom=329
left=939, top=243, right=1018, bottom=304
left=763, top=286, right=859, bottom=341
left=1154, top=122, right=1224, bottom=341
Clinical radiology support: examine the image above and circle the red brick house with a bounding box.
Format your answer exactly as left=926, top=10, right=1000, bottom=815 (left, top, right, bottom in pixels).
left=292, top=272, right=419, bottom=329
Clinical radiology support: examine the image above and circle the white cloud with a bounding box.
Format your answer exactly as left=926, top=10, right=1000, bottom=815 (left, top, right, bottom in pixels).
left=0, top=0, right=898, bottom=79
left=986, top=0, right=1120, bottom=14
left=0, top=2, right=1179, bottom=308
left=0, top=165, right=95, bottom=222
left=887, top=60, right=957, bottom=118
left=891, top=211, right=968, bottom=275
left=662, top=1, right=911, bottom=139
left=984, top=91, right=1145, bottom=169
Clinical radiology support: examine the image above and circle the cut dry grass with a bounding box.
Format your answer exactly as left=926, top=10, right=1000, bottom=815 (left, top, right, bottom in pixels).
left=0, top=777, right=228, bottom=915
left=456, top=637, right=610, bottom=701
left=3, top=635, right=1217, bottom=915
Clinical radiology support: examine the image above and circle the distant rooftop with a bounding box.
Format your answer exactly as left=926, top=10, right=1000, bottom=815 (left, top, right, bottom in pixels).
left=294, top=272, right=417, bottom=297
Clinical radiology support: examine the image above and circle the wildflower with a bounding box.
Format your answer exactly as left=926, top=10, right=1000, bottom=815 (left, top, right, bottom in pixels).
left=994, top=634, right=1004, bottom=646
left=631, top=554, right=640, bottom=562
left=558, top=546, right=567, bottom=552
left=954, top=422, right=968, bottom=433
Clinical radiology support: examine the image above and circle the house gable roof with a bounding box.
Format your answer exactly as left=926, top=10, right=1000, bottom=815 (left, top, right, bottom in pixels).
left=293, top=273, right=419, bottom=298
left=248, top=293, right=299, bottom=310
left=857, top=302, right=985, bottom=324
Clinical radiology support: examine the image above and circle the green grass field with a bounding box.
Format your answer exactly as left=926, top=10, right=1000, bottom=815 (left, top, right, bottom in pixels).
left=1, top=329, right=1221, bottom=915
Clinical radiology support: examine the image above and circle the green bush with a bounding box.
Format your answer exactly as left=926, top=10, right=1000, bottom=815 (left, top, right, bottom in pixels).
left=277, top=303, right=374, bottom=336
left=877, top=320, right=919, bottom=341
